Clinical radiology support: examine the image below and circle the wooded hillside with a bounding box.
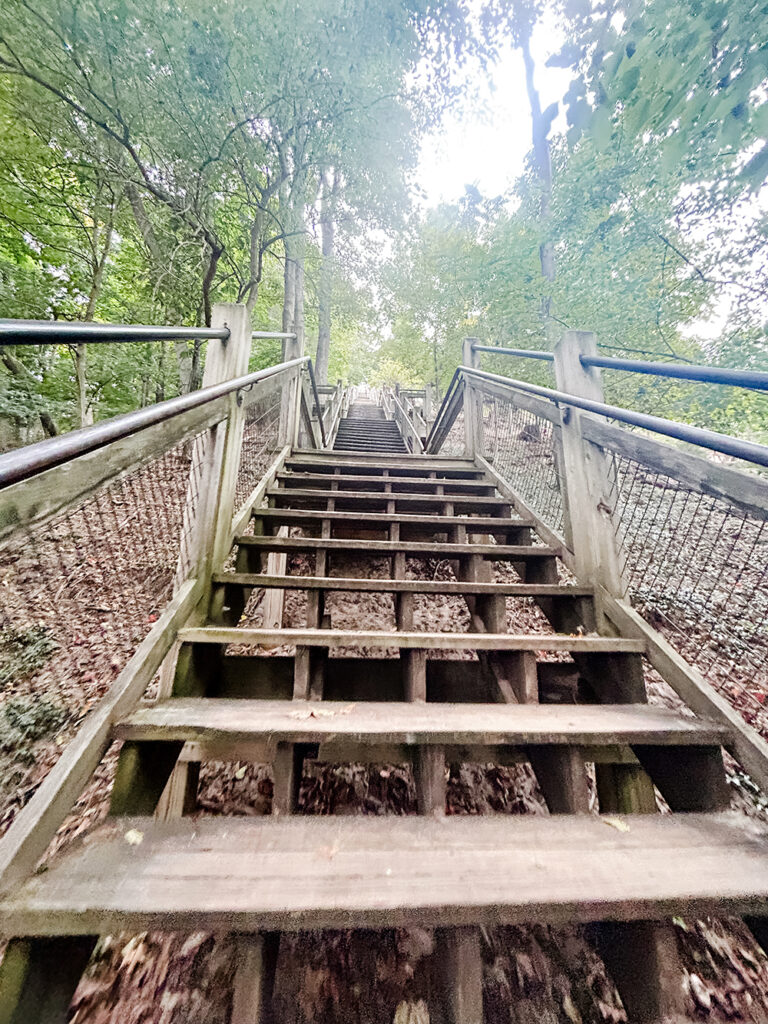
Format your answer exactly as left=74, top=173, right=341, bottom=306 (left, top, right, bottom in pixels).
left=0, top=0, right=766, bottom=442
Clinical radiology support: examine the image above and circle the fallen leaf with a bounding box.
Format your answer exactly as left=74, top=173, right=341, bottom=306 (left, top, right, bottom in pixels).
left=602, top=816, right=630, bottom=833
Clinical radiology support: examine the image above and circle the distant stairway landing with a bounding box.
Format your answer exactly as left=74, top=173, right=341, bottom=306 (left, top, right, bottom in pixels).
left=334, top=401, right=408, bottom=453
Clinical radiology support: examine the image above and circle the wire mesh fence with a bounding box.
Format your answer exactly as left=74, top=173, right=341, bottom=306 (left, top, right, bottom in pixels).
left=0, top=433, right=208, bottom=833
left=233, top=384, right=283, bottom=513
left=478, top=392, right=566, bottom=539
left=603, top=446, right=768, bottom=736
left=435, top=407, right=466, bottom=457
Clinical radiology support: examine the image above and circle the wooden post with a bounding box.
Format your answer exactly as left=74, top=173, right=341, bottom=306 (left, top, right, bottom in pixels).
left=266, top=332, right=304, bottom=628
left=0, top=935, right=97, bottom=1024
left=424, top=382, right=435, bottom=426
left=462, top=337, right=481, bottom=458
left=552, top=332, right=625, bottom=601
left=278, top=331, right=303, bottom=447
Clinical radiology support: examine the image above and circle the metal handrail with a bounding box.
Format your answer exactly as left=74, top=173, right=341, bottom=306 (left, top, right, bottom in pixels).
left=472, top=344, right=554, bottom=362
left=0, top=319, right=299, bottom=345
left=424, top=370, right=464, bottom=453
left=0, top=357, right=308, bottom=488
left=470, top=341, right=768, bottom=392
left=462, top=366, right=768, bottom=469
left=305, top=361, right=327, bottom=447
left=580, top=354, right=768, bottom=391
left=0, top=318, right=229, bottom=344
left=390, top=390, right=425, bottom=454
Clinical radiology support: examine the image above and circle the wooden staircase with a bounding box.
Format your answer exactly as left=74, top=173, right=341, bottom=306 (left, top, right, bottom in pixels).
left=333, top=400, right=409, bottom=453
left=2, top=447, right=768, bottom=1023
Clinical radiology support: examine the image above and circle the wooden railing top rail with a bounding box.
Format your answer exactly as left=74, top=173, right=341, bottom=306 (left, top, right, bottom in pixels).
left=0, top=357, right=308, bottom=490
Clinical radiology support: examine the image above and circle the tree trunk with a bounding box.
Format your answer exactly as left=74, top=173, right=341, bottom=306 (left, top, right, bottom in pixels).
left=72, top=345, right=92, bottom=427
left=174, top=341, right=195, bottom=394
left=0, top=350, right=58, bottom=437
left=316, top=172, right=337, bottom=384
left=294, top=235, right=305, bottom=357
left=520, top=26, right=556, bottom=334
left=282, top=234, right=297, bottom=339
left=201, top=244, right=223, bottom=328
left=245, top=209, right=266, bottom=316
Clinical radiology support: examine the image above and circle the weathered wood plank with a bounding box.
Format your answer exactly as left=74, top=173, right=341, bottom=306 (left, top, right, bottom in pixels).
left=0, top=399, right=228, bottom=545
left=115, top=701, right=725, bottom=747
left=582, top=415, right=768, bottom=521
left=266, top=487, right=509, bottom=508
left=2, top=813, right=767, bottom=936
left=278, top=471, right=495, bottom=493
left=177, top=626, right=645, bottom=654
left=252, top=507, right=531, bottom=529
left=600, top=589, right=768, bottom=796
left=213, top=573, right=591, bottom=599
left=235, top=536, right=560, bottom=559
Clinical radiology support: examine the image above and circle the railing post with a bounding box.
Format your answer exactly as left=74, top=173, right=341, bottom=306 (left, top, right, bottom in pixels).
left=279, top=332, right=304, bottom=447
left=553, top=331, right=624, bottom=597
left=462, top=337, right=481, bottom=458
left=179, top=303, right=252, bottom=584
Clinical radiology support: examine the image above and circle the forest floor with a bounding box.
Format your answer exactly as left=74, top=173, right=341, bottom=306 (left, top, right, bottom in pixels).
left=1, top=522, right=768, bottom=1020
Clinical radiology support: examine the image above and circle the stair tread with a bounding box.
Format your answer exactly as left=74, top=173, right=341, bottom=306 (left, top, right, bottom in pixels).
left=212, top=573, right=589, bottom=596
left=236, top=536, right=558, bottom=557
left=267, top=488, right=508, bottom=504
left=291, top=451, right=477, bottom=464
left=278, top=472, right=492, bottom=490
left=3, top=813, right=765, bottom=935
left=178, top=626, right=644, bottom=652
left=116, top=699, right=728, bottom=746
left=252, top=509, right=531, bottom=528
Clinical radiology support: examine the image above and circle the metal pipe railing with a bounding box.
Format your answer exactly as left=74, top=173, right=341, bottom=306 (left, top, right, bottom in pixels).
left=252, top=331, right=297, bottom=340
left=0, top=357, right=308, bottom=488
left=472, top=344, right=554, bottom=361
left=470, top=340, right=768, bottom=392
left=580, top=354, right=768, bottom=391
left=305, top=362, right=327, bottom=447
left=462, top=366, right=768, bottom=469
left=0, top=319, right=229, bottom=344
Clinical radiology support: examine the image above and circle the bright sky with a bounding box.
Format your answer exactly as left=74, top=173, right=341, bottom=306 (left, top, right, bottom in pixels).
left=418, top=25, right=573, bottom=206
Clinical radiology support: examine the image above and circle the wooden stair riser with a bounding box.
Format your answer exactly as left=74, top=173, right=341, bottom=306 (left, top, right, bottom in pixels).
left=171, top=644, right=645, bottom=710
left=207, top=575, right=595, bottom=633
left=252, top=510, right=534, bottom=544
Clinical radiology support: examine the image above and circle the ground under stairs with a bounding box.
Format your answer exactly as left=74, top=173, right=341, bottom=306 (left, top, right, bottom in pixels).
left=333, top=399, right=408, bottom=453
left=2, top=449, right=768, bottom=1022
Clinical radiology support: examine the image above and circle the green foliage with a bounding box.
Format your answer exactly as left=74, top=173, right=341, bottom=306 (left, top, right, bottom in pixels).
left=0, top=0, right=474, bottom=439
left=0, top=626, right=59, bottom=689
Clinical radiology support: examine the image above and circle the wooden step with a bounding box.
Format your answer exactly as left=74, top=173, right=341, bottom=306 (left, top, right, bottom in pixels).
left=267, top=488, right=508, bottom=509
left=2, top=813, right=766, bottom=935
left=178, top=626, right=645, bottom=654
left=235, top=536, right=559, bottom=560
left=285, top=460, right=485, bottom=480
left=251, top=507, right=532, bottom=533
left=116, top=699, right=727, bottom=748
left=276, top=472, right=495, bottom=493
left=291, top=450, right=476, bottom=468
left=211, top=572, right=590, bottom=598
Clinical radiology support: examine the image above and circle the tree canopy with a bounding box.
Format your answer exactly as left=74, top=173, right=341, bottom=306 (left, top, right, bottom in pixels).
left=0, top=0, right=766, bottom=443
